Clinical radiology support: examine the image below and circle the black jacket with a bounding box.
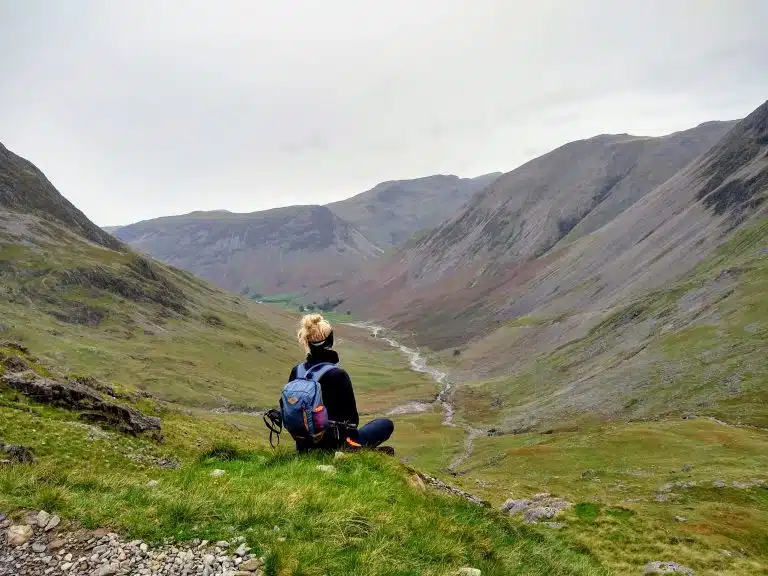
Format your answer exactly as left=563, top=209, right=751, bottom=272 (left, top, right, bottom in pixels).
left=288, top=349, right=359, bottom=449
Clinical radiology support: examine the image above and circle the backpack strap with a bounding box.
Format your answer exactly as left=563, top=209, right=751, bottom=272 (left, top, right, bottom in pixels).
left=306, top=362, right=337, bottom=382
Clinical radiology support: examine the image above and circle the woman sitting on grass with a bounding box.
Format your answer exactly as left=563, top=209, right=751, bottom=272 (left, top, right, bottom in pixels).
left=290, top=313, right=394, bottom=453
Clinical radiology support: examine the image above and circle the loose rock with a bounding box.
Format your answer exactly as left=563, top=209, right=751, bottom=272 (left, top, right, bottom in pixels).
left=239, top=557, right=264, bottom=571
left=458, top=568, right=482, bottom=576
left=316, top=464, right=336, bottom=474
left=7, top=524, right=34, bottom=546
left=210, top=469, right=226, bottom=477
left=44, top=515, right=60, bottom=531
left=643, top=560, right=695, bottom=574
left=503, top=493, right=571, bottom=523
left=36, top=511, right=51, bottom=528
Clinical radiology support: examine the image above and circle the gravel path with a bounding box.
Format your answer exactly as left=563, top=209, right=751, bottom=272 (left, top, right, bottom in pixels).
left=1, top=511, right=265, bottom=576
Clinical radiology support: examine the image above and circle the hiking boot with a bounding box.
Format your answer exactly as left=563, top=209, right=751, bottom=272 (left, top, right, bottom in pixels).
left=375, top=446, right=395, bottom=456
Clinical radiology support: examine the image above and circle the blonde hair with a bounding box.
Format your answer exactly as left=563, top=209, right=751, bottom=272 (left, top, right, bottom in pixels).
left=297, top=313, right=333, bottom=352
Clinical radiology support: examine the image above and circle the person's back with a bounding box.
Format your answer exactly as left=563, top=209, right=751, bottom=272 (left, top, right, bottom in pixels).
left=290, top=314, right=394, bottom=452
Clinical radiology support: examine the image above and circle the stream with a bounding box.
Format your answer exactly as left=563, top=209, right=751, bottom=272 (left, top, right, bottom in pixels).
left=344, top=321, right=484, bottom=471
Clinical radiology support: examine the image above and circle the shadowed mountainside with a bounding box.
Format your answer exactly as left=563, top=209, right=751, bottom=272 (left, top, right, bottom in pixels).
left=1, top=143, right=123, bottom=252
left=111, top=205, right=382, bottom=297
left=109, top=172, right=502, bottom=299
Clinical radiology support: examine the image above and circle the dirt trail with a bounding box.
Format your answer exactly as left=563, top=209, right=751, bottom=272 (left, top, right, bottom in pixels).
left=344, top=321, right=484, bottom=472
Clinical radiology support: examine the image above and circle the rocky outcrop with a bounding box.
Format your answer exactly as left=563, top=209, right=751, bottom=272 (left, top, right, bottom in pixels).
left=502, top=492, right=571, bottom=523
left=0, top=441, right=35, bottom=464
left=1, top=372, right=162, bottom=439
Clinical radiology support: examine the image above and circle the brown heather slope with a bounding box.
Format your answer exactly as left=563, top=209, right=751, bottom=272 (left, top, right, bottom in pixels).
left=340, top=118, right=743, bottom=344
left=341, top=100, right=768, bottom=432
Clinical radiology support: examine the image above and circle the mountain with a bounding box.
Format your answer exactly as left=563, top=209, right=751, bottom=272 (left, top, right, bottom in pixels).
left=111, top=205, right=382, bottom=297
left=109, top=173, right=500, bottom=299
left=327, top=172, right=501, bottom=248
left=342, top=101, right=768, bottom=433
left=341, top=119, right=740, bottom=336
left=1, top=143, right=122, bottom=251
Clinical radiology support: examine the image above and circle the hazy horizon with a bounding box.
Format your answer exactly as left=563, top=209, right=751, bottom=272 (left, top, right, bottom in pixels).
left=2, top=0, right=767, bottom=226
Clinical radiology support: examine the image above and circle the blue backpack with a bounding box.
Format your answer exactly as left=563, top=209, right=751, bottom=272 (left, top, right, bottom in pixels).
left=278, top=362, right=335, bottom=444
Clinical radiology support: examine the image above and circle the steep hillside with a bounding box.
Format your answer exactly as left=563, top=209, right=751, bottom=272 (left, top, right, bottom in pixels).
left=328, top=172, right=501, bottom=248
left=1, top=143, right=122, bottom=251
left=344, top=101, right=767, bottom=429
left=111, top=206, right=382, bottom=297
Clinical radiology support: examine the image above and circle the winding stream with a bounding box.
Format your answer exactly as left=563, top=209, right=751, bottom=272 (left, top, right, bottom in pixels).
left=344, top=321, right=484, bottom=471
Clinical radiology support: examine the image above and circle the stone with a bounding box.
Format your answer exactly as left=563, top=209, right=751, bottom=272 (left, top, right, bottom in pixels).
left=524, top=506, right=560, bottom=523
left=407, top=474, right=426, bottom=491
left=60, top=562, right=73, bottom=571
left=643, top=560, right=694, bottom=575
left=64, top=552, right=73, bottom=561
left=215, top=540, right=230, bottom=547
left=96, top=564, right=119, bottom=576
left=713, top=480, right=726, bottom=488
left=234, top=543, right=249, bottom=556
left=681, top=464, right=692, bottom=472
left=458, top=568, right=482, bottom=576
left=48, top=538, right=67, bottom=551
left=674, top=516, right=688, bottom=522
left=334, top=451, right=346, bottom=460
left=147, top=480, right=159, bottom=489
left=544, top=522, right=566, bottom=529
left=0, top=372, right=163, bottom=438
left=239, top=558, right=263, bottom=571
left=532, top=492, right=551, bottom=501
left=37, top=510, right=51, bottom=527
left=316, top=464, right=336, bottom=474
left=7, top=524, right=34, bottom=546
left=140, top=542, right=149, bottom=552
left=203, top=554, right=215, bottom=565
left=32, top=542, right=48, bottom=553
left=45, top=515, right=61, bottom=531
left=210, top=469, right=226, bottom=477
left=502, top=498, right=531, bottom=515
left=580, top=469, right=597, bottom=480
left=732, top=481, right=751, bottom=489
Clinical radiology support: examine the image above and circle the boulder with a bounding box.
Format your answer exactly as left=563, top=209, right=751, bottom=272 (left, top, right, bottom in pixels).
left=7, top=524, right=34, bottom=546
left=1, top=372, right=162, bottom=439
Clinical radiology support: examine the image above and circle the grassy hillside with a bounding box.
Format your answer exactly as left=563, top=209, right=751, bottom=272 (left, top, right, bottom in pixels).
left=447, top=218, right=768, bottom=432
left=0, top=215, right=437, bottom=413
left=1, top=341, right=606, bottom=576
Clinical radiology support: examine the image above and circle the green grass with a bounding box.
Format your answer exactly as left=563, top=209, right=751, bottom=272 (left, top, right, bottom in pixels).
left=449, top=217, right=768, bottom=430
left=0, top=238, right=435, bottom=414
left=0, top=393, right=608, bottom=576
left=401, top=418, right=768, bottom=575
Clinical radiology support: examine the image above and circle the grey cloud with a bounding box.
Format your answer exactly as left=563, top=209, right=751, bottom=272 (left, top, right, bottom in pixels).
left=1, top=0, right=767, bottom=225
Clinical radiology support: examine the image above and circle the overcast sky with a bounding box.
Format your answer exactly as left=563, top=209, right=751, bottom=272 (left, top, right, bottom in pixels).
left=1, top=0, right=767, bottom=226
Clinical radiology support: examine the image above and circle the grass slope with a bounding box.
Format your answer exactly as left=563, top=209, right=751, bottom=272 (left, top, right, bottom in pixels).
left=0, top=365, right=606, bottom=576
left=0, top=221, right=437, bottom=414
